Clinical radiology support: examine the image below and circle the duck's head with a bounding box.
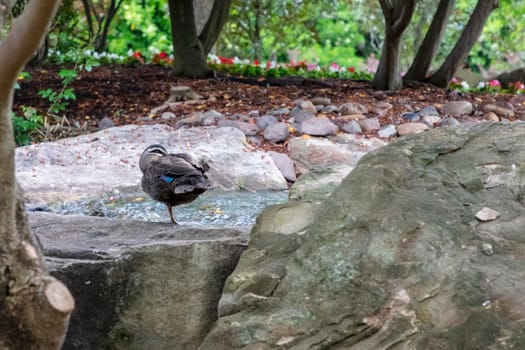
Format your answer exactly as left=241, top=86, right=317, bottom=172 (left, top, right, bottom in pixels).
left=139, top=144, right=168, bottom=172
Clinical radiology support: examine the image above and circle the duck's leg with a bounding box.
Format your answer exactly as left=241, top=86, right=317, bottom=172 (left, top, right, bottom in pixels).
left=167, top=204, right=178, bottom=224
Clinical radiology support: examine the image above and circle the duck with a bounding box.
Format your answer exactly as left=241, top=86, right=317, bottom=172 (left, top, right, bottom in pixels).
left=139, top=144, right=211, bottom=224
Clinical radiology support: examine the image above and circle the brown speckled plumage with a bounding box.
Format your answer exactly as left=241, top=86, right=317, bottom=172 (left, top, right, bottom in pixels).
left=139, top=144, right=211, bottom=224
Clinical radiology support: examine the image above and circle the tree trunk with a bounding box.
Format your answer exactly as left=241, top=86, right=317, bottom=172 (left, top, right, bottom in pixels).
left=372, top=0, right=416, bottom=91
left=373, top=34, right=402, bottom=91
left=169, top=0, right=232, bottom=78
left=94, top=0, right=123, bottom=53
left=0, top=1, right=74, bottom=348
left=428, top=0, right=499, bottom=87
left=198, top=0, right=232, bottom=54
left=404, top=0, right=455, bottom=81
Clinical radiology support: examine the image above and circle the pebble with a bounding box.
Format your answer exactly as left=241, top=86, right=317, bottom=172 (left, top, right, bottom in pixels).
left=442, top=101, right=473, bottom=116
left=257, top=115, right=278, bottom=130
left=397, top=123, right=429, bottom=136
left=419, top=105, right=439, bottom=117
left=321, top=105, right=339, bottom=114
left=311, top=97, right=331, bottom=106
left=295, top=99, right=317, bottom=115
left=377, top=124, right=397, bottom=138
left=248, top=110, right=260, bottom=118
left=369, top=102, right=393, bottom=117
left=98, top=117, right=115, bottom=130
left=269, top=152, right=296, bottom=182
left=290, top=108, right=315, bottom=123
left=264, top=122, right=290, bottom=142
left=339, top=102, right=367, bottom=115
left=358, top=117, right=381, bottom=133
left=337, top=114, right=366, bottom=122
left=270, top=108, right=290, bottom=116
left=483, top=104, right=514, bottom=118
left=217, top=119, right=260, bottom=136
left=481, top=242, right=494, bottom=256
left=202, top=109, right=224, bottom=122
left=475, top=207, right=500, bottom=222
left=342, top=120, right=362, bottom=134
left=483, top=112, right=500, bottom=122
left=160, top=112, right=177, bottom=121
left=301, top=116, right=339, bottom=136
left=422, top=115, right=442, bottom=127
left=403, top=111, right=421, bottom=122
left=440, top=116, right=460, bottom=127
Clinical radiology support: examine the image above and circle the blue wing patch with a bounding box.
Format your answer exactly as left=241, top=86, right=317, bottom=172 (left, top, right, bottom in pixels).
left=160, top=175, right=176, bottom=183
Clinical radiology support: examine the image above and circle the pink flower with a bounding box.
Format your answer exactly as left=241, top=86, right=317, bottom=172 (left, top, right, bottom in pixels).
left=451, top=77, right=459, bottom=84
left=306, top=63, right=317, bottom=72
left=489, top=79, right=501, bottom=88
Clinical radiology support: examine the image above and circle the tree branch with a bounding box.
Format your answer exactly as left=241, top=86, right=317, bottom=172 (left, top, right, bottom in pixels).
left=0, top=0, right=61, bottom=87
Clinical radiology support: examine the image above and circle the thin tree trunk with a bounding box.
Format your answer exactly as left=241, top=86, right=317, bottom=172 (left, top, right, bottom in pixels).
left=94, top=0, right=124, bottom=52
left=199, top=0, right=233, bottom=54
left=0, top=1, right=74, bottom=348
left=372, top=0, right=416, bottom=91
left=404, top=0, right=455, bottom=81
left=81, top=0, right=95, bottom=40
left=428, top=0, right=499, bottom=87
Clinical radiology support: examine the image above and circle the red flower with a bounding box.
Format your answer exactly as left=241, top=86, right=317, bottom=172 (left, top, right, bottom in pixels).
left=348, top=66, right=355, bottom=73
left=254, top=59, right=260, bottom=66
left=159, top=51, right=168, bottom=58
left=218, top=56, right=234, bottom=65
left=132, top=51, right=142, bottom=58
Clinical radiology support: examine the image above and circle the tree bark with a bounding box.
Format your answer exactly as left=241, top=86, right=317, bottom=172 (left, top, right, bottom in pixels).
left=169, top=0, right=232, bottom=78
left=372, top=0, right=416, bottom=91
left=428, top=0, right=499, bottom=87
left=0, top=1, right=74, bottom=348
left=404, top=0, right=455, bottom=81
left=199, top=0, right=232, bottom=54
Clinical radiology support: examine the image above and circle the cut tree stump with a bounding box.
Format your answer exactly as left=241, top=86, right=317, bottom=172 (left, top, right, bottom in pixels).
left=168, top=86, right=203, bottom=102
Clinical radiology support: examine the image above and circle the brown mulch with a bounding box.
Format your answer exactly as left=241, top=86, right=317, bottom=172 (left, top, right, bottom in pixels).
left=13, top=64, right=525, bottom=153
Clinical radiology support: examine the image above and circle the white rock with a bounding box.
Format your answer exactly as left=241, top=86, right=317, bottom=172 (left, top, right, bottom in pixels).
left=16, top=125, right=288, bottom=205
left=475, top=207, right=500, bottom=222
left=378, top=124, right=397, bottom=138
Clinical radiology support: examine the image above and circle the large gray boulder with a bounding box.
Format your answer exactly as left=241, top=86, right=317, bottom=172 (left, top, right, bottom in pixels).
left=200, top=123, right=525, bottom=349
left=31, top=212, right=247, bottom=350
left=16, top=125, right=287, bottom=205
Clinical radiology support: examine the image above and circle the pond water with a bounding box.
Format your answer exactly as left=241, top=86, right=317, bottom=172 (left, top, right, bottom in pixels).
left=43, top=190, right=289, bottom=226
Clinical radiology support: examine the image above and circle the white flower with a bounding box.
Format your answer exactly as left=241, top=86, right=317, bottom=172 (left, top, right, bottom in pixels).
left=127, top=49, right=134, bottom=56
left=477, top=81, right=486, bottom=89
left=461, top=81, right=470, bottom=89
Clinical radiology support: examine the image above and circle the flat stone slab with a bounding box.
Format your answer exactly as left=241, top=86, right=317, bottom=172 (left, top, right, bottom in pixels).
left=31, top=212, right=248, bottom=350
left=16, top=125, right=288, bottom=205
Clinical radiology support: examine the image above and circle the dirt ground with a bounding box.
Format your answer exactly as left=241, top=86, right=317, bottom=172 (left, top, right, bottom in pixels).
left=13, top=64, right=525, bottom=152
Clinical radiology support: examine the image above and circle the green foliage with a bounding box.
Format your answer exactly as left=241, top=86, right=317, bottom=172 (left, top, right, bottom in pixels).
left=219, top=0, right=339, bottom=62
left=107, top=1, right=172, bottom=56
left=38, top=69, right=77, bottom=114
left=11, top=107, right=43, bottom=146
left=299, top=3, right=365, bottom=67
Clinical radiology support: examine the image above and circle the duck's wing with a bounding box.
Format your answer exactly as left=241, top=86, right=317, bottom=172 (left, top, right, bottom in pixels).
left=149, top=153, right=206, bottom=184
left=171, top=153, right=209, bottom=172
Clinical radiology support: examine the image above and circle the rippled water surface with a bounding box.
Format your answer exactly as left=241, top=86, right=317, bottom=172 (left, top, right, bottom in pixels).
left=47, top=190, right=288, bottom=226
